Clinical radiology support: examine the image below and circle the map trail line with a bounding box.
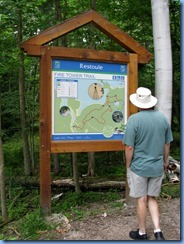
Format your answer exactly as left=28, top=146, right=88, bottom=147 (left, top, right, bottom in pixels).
left=73, top=94, right=123, bottom=131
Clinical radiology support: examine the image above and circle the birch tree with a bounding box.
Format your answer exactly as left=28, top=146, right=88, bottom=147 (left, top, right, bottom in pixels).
left=151, top=0, right=173, bottom=124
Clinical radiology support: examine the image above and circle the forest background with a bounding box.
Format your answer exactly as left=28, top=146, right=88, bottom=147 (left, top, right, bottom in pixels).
left=0, top=0, right=180, bottom=240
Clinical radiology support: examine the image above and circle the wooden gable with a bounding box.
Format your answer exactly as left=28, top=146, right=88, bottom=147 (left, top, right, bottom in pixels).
left=20, top=10, right=152, bottom=64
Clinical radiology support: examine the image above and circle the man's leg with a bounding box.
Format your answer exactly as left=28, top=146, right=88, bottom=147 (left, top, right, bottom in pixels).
left=147, top=195, right=160, bottom=230
left=136, top=196, right=147, bottom=233
left=147, top=195, right=165, bottom=240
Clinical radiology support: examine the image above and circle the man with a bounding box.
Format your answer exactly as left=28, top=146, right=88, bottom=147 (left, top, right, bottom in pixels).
left=123, top=87, right=173, bottom=240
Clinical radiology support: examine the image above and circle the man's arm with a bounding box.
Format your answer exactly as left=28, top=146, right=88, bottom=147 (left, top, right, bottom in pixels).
left=164, top=143, right=170, bottom=171
left=125, top=145, right=134, bottom=168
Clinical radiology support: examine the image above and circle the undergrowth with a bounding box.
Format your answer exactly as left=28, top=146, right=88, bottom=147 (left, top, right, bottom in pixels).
left=0, top=182, right=180, bottom=240
left=0, top=135, right=180, bottom=240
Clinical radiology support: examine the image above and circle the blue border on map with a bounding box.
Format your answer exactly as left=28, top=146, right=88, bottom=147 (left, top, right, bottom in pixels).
left=52, top=59, right=127, bottom=141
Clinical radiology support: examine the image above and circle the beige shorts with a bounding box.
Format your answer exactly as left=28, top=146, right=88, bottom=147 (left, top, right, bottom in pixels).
left=127, top=168, right=164, bottom=198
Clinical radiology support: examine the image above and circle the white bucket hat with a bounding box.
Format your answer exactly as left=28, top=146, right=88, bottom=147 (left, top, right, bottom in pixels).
left=130, top=87, right=157, bottom=109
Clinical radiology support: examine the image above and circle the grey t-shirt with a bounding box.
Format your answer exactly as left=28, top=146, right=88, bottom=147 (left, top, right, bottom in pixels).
left=123, top=110, right=173, bottom=177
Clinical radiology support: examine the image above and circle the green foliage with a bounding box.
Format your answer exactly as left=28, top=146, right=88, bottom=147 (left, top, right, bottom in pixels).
left=0, top=0, right=180, bottom=142
left=3, top=134, right=40, bottom=177
left=110, top=201, right=125, bottom=209
left=0, top=186, right=48, bottom=240
left=51, top=151, right=126, bottom=179
left=0, top=186, right=123, bottom=239
left=8, top=196, right=29, bottom=221
left=170, top=148, right=180, bottom=161
left=0, top=234, right=5, bottom=240
left=95, top=163, right=126, bottom=179
left=0, top=234, right=18, bottom=241
left=3, top=139, right=24, bottom=175
left=52, top=191, right=121, bottom=214
left=7, top=187, right=40, bottom=221
left=170, top=131, right=180, bottom=160
left=161, top=183, right=180, bottom=199
left=1, top=209, right=52, bottom=240
left=0, top=181, right=180, bottom=240
left=17, top=209, right=51, bottom=240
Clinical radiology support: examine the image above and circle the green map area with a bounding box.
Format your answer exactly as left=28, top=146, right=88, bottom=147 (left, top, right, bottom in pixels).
left=53, top=79, right=126, bottom=139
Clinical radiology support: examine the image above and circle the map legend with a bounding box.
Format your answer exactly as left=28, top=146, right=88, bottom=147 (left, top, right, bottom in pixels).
left=56, top=79, right=78, bottom=98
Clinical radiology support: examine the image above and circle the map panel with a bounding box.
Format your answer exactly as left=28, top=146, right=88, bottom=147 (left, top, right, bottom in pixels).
left=52, top=59, right=127, bottom=141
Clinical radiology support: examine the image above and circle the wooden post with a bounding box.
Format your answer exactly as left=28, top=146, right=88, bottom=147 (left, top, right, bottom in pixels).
left=39, top=47, right=52, bottom=214
left=125, top=53, right=138, bottom=204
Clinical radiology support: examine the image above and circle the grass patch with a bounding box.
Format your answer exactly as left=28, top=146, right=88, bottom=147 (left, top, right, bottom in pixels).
left=52, top=190, right=122, bottom=220
left=110, top=201, right=125, bottom=209
left=161, top=182, right=180, bottom=198
left=17, top=209, right=51, bottom=240
left=52, top=190, right=121, bottom=211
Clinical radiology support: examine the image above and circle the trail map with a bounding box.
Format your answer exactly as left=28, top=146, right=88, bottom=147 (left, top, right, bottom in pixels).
left=52, top=59, right=127, bottom=141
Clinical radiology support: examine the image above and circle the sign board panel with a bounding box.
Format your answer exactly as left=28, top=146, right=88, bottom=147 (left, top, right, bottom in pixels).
left=52, top=59, right=127, bottom=141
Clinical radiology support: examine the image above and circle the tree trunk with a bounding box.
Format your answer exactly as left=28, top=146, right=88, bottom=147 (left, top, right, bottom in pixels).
left=52, top=0, right=68, bottom=175
left=86, top=0, right=97, bottom=178
left=87, top=152, right=95, bottom=176
left=90, top=0, right=96, bottom=10
left=151, top=0, right=173, bottom=124
left=53, top=154, right=60, bottom=175
left=72, top=153, right=81, bottom=193
left=17, top=8, right=32, bottom=175
left=52, top=179, right=125, bottom=190
left=28, top=61, right=38, bottom=171
left=54, top=0, right=68, bottom=46
left=0, top=92, right=8, bottom=222
left=16, top=177, right=126, bottom=191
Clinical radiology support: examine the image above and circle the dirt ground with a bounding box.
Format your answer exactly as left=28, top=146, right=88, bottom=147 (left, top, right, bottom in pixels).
left=42, top=197, right=180, bottom=241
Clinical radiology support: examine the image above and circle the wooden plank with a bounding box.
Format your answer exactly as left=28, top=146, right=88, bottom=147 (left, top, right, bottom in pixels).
left=51, top=141, right=124, bottom=153
left=92, top=11, right=152, bottom=60
left=50, top=47, right=130, bottom=63
left=51, top=47, right=150, bottom=64
left=138, top=54, right=153, bottom=64
left=21, top=10, right=94, bottom=46
left=39, top=46, right=52, bottom=214
left=20, top=44, right=150, bottom=64
left=20, top=44, right=41, bottom=56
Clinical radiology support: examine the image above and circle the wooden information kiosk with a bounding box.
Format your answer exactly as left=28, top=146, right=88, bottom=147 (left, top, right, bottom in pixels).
left=20, top=10, right=151, bottom=213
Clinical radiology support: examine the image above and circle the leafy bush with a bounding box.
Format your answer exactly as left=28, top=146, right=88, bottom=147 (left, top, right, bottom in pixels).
left=7, top=187, right=40, bottom=220
left=3, top=135, right=40, bottom=177
left=3, top=139, right=24, bottom=175
left=161, top=182, right=180, bottom=199
left=17, top=209, right=51, bottom=240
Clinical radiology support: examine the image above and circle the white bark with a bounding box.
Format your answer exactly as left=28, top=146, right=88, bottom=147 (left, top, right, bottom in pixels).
left=151, top=0, right=173, bottom=124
